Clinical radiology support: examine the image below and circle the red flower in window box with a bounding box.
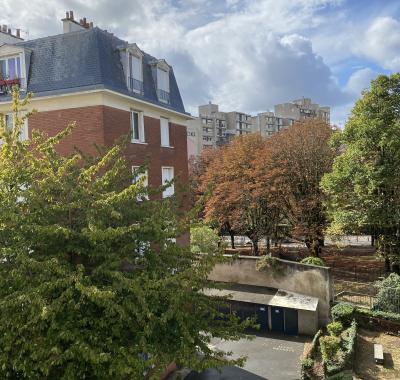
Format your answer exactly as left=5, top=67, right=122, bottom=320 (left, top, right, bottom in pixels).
left=0, top=78, right=20, bottom=86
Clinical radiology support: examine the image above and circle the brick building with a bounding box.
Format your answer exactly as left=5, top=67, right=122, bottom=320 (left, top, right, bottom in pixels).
left=0, top=12, right=191, bottom=215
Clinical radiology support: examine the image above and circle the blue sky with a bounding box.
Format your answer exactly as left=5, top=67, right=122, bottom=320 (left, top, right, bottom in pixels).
left=3, top=0, right=400, bottom=126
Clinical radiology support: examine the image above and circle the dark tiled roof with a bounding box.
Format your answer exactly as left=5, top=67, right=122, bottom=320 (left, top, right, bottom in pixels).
left=12, top=27, right=186, bottom=114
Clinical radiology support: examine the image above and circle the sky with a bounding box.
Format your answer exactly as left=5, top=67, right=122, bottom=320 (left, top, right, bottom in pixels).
left=2, top=0, right=400, bottom=126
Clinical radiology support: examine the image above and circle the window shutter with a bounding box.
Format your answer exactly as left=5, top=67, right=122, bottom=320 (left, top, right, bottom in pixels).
left=160, top=118, right=169, bottom=146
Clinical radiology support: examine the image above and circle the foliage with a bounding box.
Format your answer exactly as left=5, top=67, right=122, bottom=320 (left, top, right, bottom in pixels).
left=331, top=303, right=355, bottom=327
left=374, top=273, right=400, bottom=313
left=260, top=119, right=337, bottom=257
left=255, top=255, right=285, bottom=277
left=325, top=320, right=357, bottom=376
left=201, top=134, right=282, bottom=255
left=301, top=256, right=326, bottom=267
left=309, top=329, right=323, bottom=358
left=190, top=224, right=223, bottom=254
left=356, top=306, right=400, bottom=322
left=322, top=74, right=400, bottom=271
left=0, top=89, right=249, bottom=379
left=301, top=358, right=314, bottom=370
left=320, top=335, right=341, bottom=362
left=327, top=321, right=343, bottom=337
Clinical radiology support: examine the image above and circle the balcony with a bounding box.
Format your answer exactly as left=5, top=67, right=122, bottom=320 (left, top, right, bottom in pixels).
left=0, top=78, right=22, bottom=96
left=128, top=77, right=144, bottom=94
left=157, top=89, right=170, bottom=104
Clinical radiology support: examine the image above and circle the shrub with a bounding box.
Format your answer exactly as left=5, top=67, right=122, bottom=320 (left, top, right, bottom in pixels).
left=301, top=256, right=326, bottom=266
left=320, top=335, right=341, bottom=362
left=301, top=358, right=314, bottom=370
left=331, top=303, right=355, bottom=327
left=327, top=321, right=343, bottom=337
left=374, top=273, right=400, bottom=313
left=191, top=224, right=222, bottom=254
left=356, top=307, right=400, bottom=322
left=326, top=320, right=357, bottom=376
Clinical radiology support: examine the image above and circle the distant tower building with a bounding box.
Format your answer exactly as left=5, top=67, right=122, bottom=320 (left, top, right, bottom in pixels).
left=274, top=97, right=330, bottom=124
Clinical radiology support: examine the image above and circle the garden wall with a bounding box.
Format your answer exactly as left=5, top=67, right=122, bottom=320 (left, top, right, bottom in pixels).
left=209, top=255, right=333, bottom=325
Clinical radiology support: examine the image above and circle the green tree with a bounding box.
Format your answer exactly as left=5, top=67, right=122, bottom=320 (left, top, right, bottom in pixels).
left=0, top=88, right=249, bottom=379
left=191, top=224, right=223, bottom=254
left=322, top=74, right=400, bottom=272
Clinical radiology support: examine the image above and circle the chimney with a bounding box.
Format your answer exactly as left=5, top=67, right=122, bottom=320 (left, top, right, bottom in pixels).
left=62, top=11, right=93, bottom=33
left=2, top=25, right=7, bottom=32
left=16, top=29, right=20, bottom=38
left=7, top=28, right=11, bottom=34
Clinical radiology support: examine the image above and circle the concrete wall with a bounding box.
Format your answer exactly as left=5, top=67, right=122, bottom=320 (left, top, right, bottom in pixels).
left=209, top=256, right=333, bottom=326
left=298, top=310, right=318, bottom=335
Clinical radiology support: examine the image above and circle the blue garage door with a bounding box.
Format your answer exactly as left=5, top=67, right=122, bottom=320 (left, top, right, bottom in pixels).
left=284, top=308, right=298, bottom=335
left=271, top=306, right=284, bottom=333
left=256, top=304, right=268, bottom=331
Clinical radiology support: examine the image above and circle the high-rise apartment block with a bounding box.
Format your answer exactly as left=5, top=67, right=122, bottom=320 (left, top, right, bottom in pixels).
left=187, top=103, right=252, bottom=157
left=274, top=97, right=330, bottom=124
left=188, top=98, right=330, bottom=157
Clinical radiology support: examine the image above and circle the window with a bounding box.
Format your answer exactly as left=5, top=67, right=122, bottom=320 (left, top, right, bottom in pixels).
left=1, top=113, right=28, bottom=142
left=157, top=68, right=169, bottom=103
left=161, top=167, right=174, bottom=198
left=0, top=56, right=21, bottom=80
left=129, top=54, right=143, bottom=93
left=132, top=166, right=148, bottom=200
left=130, top=110, right=145, bottom=143
left=160, top=117, right=170, bottom=147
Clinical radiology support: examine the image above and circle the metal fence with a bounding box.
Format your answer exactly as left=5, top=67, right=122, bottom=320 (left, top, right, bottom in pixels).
left=335, top=291, right=376, bottom=309
left=335, top=287, right=400, bottom=314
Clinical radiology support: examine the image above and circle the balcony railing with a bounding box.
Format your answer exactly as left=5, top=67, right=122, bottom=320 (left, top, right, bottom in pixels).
left=157, top=89, right=170, bottom=104
left=128, top=77, right=144, bottom=94
left=0, top=78, right=22, bottom=95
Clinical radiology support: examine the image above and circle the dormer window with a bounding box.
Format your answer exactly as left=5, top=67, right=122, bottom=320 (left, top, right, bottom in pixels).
left=0, top=56, right=21, bottom=80
left=120, top=43, right=144, bottom=95
left=157, top=67, right=169, bottom=104
left=151, top=59, right=170, bottom=104
left=129, top=53, right=143, bottom=94
left=0, top=45, right=28, bottom=95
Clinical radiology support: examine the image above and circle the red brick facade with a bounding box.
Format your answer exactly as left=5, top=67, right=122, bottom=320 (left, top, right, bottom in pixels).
left=28, top=105, right=189, bottom=191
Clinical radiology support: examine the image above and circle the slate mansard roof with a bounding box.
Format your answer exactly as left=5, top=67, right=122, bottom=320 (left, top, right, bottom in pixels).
left=7, top=27, right=187, bottom=114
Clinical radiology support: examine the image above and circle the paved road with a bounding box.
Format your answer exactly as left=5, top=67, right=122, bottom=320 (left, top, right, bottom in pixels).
left=185, top=333, right=307, bottom=380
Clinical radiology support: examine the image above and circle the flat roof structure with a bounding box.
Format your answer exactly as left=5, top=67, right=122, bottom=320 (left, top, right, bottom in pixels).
left=203, top=284, right=318, bottom=312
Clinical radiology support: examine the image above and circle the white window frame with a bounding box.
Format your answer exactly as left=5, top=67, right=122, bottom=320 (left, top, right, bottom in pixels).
left=0, top=55, right=22, bottom=80
left=161, top=166, right=174, bottom=198
left=128, top=53, right=143, bottom=93
left=130, top=110, right=145, bottom=143
left=160, top=117, right=170, bottom=147
left=1, top=113, right=28, bottom=143
left=132, top=166, right=149, bottom=200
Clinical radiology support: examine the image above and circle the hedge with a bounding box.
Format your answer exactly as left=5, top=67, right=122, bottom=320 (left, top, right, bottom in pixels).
left=331, top=303, right=355, bottom=327
left=301, top=330, right=322, bottom=380
left=325, top=320, right=357, bottom=376
left=356, top=307, right=400, bottom=323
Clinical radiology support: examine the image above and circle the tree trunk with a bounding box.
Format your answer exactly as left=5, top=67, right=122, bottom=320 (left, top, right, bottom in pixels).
left=251, top=237, right=259, bottom=256
left=310, top=238, right=321, bottom=258
left=384, top=256, right=391, bottom=273
left=266, top=236, right=271, bottom=255
left=229, top=231, right=235, bottom=249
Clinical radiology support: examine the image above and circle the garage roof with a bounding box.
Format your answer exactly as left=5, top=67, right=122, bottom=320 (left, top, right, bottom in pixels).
left=203, top=284, right=318, bottom=312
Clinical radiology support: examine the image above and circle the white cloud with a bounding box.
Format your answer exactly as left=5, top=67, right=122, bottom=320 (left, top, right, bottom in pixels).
left=345, top=67, right=377, bottom=96
left=355, top=17, right=400, bottom=71
left=0, top=0, right=396, bottom=125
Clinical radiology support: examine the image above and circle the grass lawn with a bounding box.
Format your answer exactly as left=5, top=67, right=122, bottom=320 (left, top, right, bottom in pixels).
left=354, top=328, right=400, bottom=379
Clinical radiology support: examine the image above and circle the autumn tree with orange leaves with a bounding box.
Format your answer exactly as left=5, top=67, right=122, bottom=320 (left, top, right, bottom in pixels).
left=201, top=134, right=282, bottom=255
left=263, top=119, right=338, bottom=256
